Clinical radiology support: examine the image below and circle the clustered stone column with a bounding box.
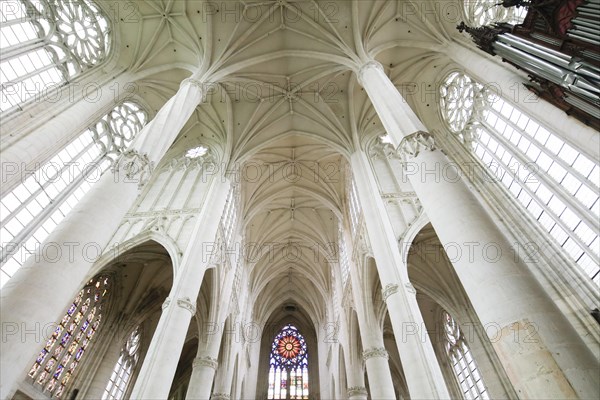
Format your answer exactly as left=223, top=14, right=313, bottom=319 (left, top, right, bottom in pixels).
left=0, top=77, right=206, bottom=399
left=362, top=347, right=395, bottom=399
left=350, top=148, right=451, bottom=400
left=357, top=59, right=599, bottom=399
left=398, top=130, right=598, bottom=398
left=129, top=177, right=231, bottom=399
left=344, top=228, right=398, bottom=399
left=185, top=354, right=220, bottom=399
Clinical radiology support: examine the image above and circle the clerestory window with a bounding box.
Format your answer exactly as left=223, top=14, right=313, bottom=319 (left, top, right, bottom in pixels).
left=0, top=101, right=148, bottom=287
left=0, top=0, right=110, bottom=114
left=440, top=71, right=599, bottom=285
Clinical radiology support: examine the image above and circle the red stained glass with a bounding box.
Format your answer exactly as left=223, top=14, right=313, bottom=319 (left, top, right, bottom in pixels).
left=277, top=336, right=301, bottom=359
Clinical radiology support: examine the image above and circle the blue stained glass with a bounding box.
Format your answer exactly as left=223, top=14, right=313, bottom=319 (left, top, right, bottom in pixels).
left=270, top=325, right=307, bottom=369
left=52, top=326, right=62, bottom=338
left=28, top=275, right=110, bottom=397
left=37, top=349, right=48, bottom=363
left=268, top=324, right=309, bottom=399
left=60, top=333, right=70, bottom=345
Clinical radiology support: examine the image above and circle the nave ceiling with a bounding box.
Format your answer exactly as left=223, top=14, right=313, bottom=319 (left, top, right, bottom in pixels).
left=97, top=0, right=467, bottom=324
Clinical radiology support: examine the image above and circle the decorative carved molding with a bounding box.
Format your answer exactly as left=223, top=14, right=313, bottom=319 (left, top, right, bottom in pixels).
left=381, top=192, right=417, bottom=199
left=125, top=208, right=202, bottom=218
left=347, top=386, right=368, bottom=397
left=456, top=22, right=508, bottom=55
left=209, top=230, right=226, bottom=266
left=405, top=282, right=417, bottom=294
left=357, top=60, right=384, bottom=86
left=362, top=347, right=389, bottom=360
left=210, top=394, right=231, bottom=400
left=368, top=139, right=397, bottom=160
left=111, top=149, right=153, bottom=188
left=353, top=219, right=373, bottom=260
left=177, top=297, right=197, bottom=315
left=381, top=284, right=399, bottom=302
left=398, top=131, right=437, bottom=160
left=161, top=297, right=171, bottom=310
left=193, top=356, right=218, bottom=370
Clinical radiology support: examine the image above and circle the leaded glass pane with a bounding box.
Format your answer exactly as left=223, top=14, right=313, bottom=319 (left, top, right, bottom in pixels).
left=268, top=324, right=309, bottom=400
left=102, top=326, right=142, bottom=400
left=0, top=0, right=110, bottom=114
left=0, top=101, right=148, bottom=288
left=464, top=0, right=528, bottom=27
left=28, top=275, right=109, bottom=398
left=443, top=312, right=489, bottom=400
left=440, top=71, right=600, bottom=285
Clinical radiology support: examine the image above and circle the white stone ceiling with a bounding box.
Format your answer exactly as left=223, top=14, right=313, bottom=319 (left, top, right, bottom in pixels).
left=101, top=0, right=464, bottom=323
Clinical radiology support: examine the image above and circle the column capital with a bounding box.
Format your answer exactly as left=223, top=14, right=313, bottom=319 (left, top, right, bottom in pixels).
left=111, top=149, right=154, bottom=188
left=362, top=347, right=389, bottom=360
left=347, top=386, right=368, bottom=397
left=381, top=284, right=399, bottom=302
left=357, top=60, right=384, bottom=86
left=161, top=297, right=171, bottom=310
left=193, top=355, right=219, bottom=370
left=210, top=394, right=230, bottom=400
left=176, top=296, right=197, bottom=315
left=398, top=130, right=437, bottom=160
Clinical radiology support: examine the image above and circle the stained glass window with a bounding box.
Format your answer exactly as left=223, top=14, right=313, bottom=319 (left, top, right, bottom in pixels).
left=268, top=324, right=309, bottom=400
left=28, top=275, right=109, bottom=398
left=440, top=71, right=600, bottom=285
left=0, top=101, right=147, bottom=288
left=0, top=0, right=110, bottom=114
left=443, top=312, right=489, bottom=400
left=102, top=326, right=142, bottom=400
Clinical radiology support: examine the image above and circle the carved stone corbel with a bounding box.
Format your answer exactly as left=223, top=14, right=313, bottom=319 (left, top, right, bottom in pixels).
left=111, top=149, right=153, bottom=188
left=398, top=131, right=437, bottom=160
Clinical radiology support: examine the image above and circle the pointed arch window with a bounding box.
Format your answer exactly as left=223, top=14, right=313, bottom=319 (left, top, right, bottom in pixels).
left=0, top=0, right=110, bottom=114
left=440, top=71, right=599, bottom=285
left=443, top=312, right=489, bottom=400
left=0, top=101, right=148, bottom=287
left=102, top=326, right=142, bottom=400
left=268, top=324, right=309, bottom=399
left=28, top=275, right=110, bottom=398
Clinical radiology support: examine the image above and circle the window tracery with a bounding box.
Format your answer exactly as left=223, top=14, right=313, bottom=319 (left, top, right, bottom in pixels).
left=102, top=326, right=142, bottom=400
left=443, top=312, right=489, bottom=400
left=28, top=275, right=110, bottom=398
left=465, top=0, right=528, bottom=26
left=268, top=324, right=309, bottom=399
left=440, top=71, right=600, bottom=285
left=0, top=0, right=110, bottom=114
left=0, top=101, right=147, bottom=287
